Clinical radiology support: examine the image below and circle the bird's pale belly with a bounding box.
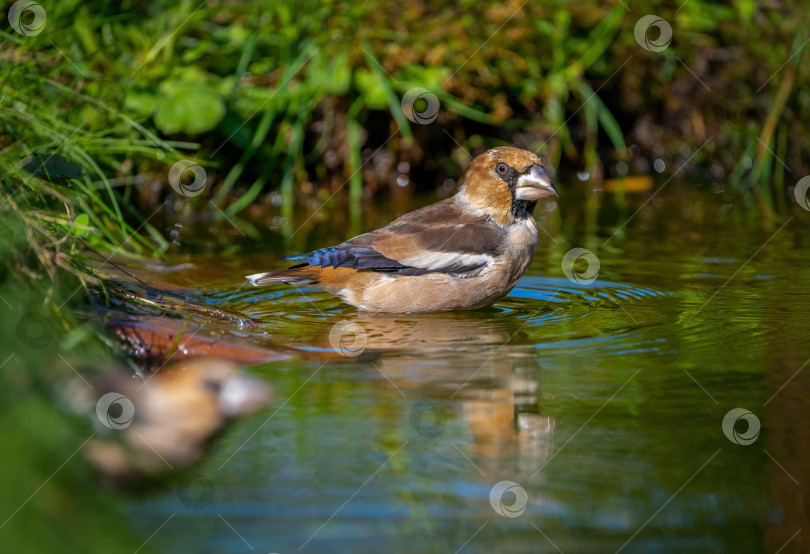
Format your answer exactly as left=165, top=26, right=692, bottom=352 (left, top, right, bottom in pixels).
left=333, top=248, right=534, bottom=313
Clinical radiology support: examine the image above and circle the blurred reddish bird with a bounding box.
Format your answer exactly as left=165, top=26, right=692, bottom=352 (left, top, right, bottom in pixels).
left=247, top=146, right=558, bottom=313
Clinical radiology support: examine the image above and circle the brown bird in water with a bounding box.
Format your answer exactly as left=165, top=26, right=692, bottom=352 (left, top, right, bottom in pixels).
left=247, top=147, right=558, bottom=313
left=67, top=359, right=272, bottom=483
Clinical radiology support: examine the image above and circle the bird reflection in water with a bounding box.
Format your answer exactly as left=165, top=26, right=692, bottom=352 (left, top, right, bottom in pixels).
left=310, top=310, right=555, bottom=474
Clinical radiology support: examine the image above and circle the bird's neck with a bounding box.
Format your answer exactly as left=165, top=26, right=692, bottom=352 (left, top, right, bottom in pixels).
left=455, top=187, right=535, bottom=227
left=511, top=199, right=537, bottom=219
left=454, top=187, right=494, bottom=218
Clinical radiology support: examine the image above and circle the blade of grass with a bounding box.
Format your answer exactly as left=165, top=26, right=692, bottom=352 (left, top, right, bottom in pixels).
left=362, top=44, right=413, bottom=142
left=215, top=106, right=276, bottom=205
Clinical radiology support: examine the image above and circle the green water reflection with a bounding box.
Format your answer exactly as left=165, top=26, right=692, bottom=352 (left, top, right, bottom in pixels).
left=129, top=183, right=809, bottom=553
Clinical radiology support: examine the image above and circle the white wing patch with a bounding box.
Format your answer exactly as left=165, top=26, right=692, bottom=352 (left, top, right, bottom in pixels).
left=395, top=250, right=493, bottom=271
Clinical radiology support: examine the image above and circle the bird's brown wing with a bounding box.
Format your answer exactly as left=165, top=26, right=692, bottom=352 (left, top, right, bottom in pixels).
left=284, top=198, right=506, bottom=275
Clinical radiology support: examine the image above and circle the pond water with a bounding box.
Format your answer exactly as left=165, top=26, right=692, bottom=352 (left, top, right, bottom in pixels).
left=127, top=180, right=810, bottom=553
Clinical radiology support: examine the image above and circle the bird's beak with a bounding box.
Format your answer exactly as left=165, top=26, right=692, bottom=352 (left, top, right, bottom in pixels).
left=218, top=374, right=274, bottom=417
left=515, top=164, right=558, bottom=200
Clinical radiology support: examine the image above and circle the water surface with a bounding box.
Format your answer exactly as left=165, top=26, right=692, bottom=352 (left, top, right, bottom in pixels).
left=128, top=182, right=810, bottom=553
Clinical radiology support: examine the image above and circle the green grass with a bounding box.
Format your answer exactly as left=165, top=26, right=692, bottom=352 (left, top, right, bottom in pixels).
left=3, top=0, right=806, bottom=258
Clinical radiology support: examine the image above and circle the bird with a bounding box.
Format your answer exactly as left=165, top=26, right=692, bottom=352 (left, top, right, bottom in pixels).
left=246, top=146, right=558, bottom=313
left=65, top=359, right=273, bottom=483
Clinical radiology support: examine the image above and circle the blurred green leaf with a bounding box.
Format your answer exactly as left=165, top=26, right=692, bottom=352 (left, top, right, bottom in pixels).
left=355, top=67, right=388, bottom=109
left=73, top=213, right=90, bottom=237
left=307, top=51, right=351, bottom=95
left=154, top=89, right=225, bottom=135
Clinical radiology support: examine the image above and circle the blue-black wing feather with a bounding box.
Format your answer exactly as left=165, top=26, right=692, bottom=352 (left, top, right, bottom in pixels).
left=282, top=245, right=407, bottom=271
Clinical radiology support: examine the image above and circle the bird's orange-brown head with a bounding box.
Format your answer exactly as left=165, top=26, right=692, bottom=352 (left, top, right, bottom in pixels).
left=456, top=146, right=557, bottom=226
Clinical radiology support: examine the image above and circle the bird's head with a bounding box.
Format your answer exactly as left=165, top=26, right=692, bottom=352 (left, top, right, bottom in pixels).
left=455, top=146, right=557, bottom=226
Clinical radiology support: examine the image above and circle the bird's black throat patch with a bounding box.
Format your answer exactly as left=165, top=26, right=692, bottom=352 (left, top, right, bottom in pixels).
left=511, top=199, right=537, bottom=218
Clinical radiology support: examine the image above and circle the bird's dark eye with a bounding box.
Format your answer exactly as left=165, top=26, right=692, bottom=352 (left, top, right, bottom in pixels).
left=496, top=162, right=509, bottom=175
left=202, top=379, right=223, bottom=393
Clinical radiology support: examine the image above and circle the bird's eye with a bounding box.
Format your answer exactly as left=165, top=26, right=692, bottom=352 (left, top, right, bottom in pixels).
left=496, top=162, right=509, bottom=175
left=202, top=379, right=223, bottom=393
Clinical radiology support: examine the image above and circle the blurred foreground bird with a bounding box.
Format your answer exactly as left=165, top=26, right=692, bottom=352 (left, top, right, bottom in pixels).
left=247, top=147, right=558, bottom=313
left=66, top=359, right=272, bottom=483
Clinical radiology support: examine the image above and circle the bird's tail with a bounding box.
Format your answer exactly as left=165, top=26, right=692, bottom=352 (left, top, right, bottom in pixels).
left=245, top=266, right=317, bottom=287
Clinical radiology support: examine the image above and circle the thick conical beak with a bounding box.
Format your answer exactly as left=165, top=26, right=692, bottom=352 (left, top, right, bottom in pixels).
left=515, top=164, right=558, bottom=200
